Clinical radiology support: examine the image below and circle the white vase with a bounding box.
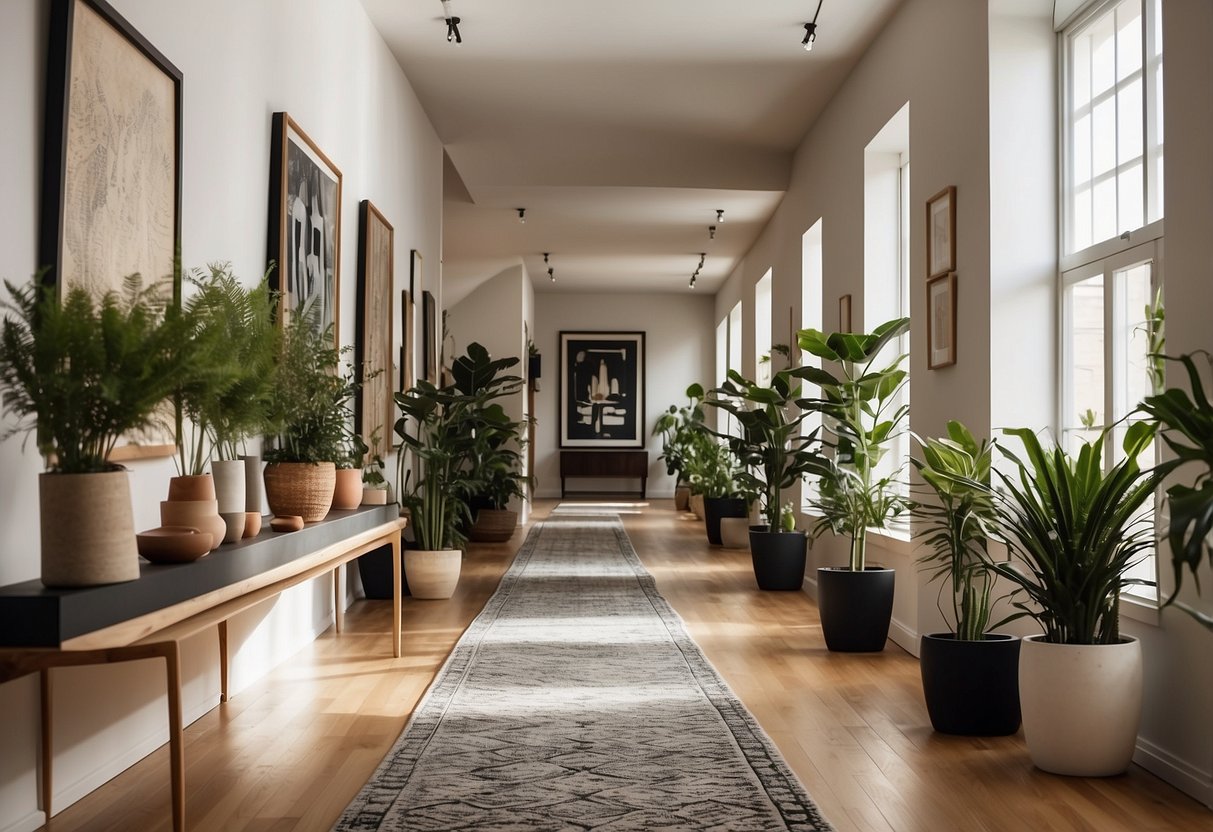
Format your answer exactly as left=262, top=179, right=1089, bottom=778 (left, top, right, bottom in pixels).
left=404, top=549, right=462, bottom=599
left=212, top=459, right=247, bottom=514
left=40, top=470, right=139, bottom=587
left=240, top=454, right=263, bottom=514
left=1019, top=634, right=1142, bottom=776
left=719, top=516, right=750, bottom=549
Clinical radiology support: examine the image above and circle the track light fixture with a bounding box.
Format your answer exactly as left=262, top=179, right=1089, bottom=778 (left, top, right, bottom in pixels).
left=543, top=252, right=550, bottom=265
left=802, top=1, right=823, bottom=52
left=517, top=208, right=526, bottom=224
left=715, top=209, right=725, bottom=223
left=548, top=268, right=555, bottom=282
left=690, top=252, right=706, bottom=289
left=441, top=1, right=462, bottom=44
left=708, top=225, right=717, bottom=240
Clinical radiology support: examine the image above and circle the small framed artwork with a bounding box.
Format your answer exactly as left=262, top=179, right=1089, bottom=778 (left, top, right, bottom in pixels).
left=41, top=0, right=183, bottom=461
left=422, top=291, right=437, bottom=384
left=560, top=331, right=646, bottom=448
left=355, top=201, right=393, bottom=458
left=838, top=294, right=852, bottom=333
left=268, top=112, right=342, bottom=347
left=399, top=289, right=414, bottom=392
left=926, top=186, right=956, bottom=278
left=927, top=272, right=957, bottom=369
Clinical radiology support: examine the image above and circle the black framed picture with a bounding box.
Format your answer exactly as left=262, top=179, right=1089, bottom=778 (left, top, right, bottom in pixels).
left=559, top=331, right=645, bottom=448
left=422, top=290, right=437, bottom=384
left=355, top=201, right=393, bottom=458
left=267, top=112, right=342, bottom=347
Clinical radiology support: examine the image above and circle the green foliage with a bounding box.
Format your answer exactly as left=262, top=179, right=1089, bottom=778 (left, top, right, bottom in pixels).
left=912, top=421, right=1001, bottom=640
left=653, top=383, right=706, bottom=484
left=177, top=264, right=278, bottom=473
left=471, top=403, right=533, bottom=510
left=0, top=275, right=192, bottom=473
left=987, top=424, right=1158, bottom=644
left=686, top=426, right=745, bottom=499
left=394, top=342, right=522, bottom=550
left=797, top=318, right=911, bottom=569
left=1140, top=351, right=1213, bottom=629
left=705, top=367, right=823, bottom=530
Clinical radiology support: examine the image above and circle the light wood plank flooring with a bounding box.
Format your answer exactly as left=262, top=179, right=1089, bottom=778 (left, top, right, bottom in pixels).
left=42, top=500, right=1212, bottom=831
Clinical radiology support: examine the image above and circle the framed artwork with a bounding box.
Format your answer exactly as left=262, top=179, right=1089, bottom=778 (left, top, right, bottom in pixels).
left=422, top=291, right=437, bottom=384
left=926, top=186, right=956, bottom=278
left=268, top=112, right=342, bottom=346
left=927, top=272, right=957, bottom=369
left=355, top=201, right=393, bottom=458
left=838, top=294, right=852, bottom=333
left=399, top=289, right=414, bottom=392
left=40, top=0, right=183, bottom=461
left=559, top=331, right=646, bottom=448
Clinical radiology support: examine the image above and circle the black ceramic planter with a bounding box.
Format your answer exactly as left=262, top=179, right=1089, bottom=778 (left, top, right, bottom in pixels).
left=920, top=633, right=1021, bottom=736
left=749, top=530, right=807, bottom=590
left=702, top=497, right=748, bottom=545
left=816, top=566, right=895, bottom=652
left=357, top=541, right=410, bottom=599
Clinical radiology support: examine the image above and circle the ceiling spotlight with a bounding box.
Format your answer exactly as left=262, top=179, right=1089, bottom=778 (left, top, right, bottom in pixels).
left=543, top=252, right=550, bottom=264
left=517, top=208, right=526, bottom=224
left=441, top=1, right=462, bottom=44
left=716, top=209, right=725, bottom=223
left=708, top=225, right=717, bottom=240
left=698, top=252, right=707, bottom=269
left=802, top=1, right=823, bottom=52
left=548, top=267, right=555, bottom=282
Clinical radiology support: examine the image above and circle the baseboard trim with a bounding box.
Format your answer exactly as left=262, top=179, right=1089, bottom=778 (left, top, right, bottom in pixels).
left=0, top=809, right=45, bottom=832
left=1134, top=735, right=1213, bottom=808
left=888, top=616, right=919, bottom=657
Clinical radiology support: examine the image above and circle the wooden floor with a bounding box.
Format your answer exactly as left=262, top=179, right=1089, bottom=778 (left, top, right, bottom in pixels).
left=44, top=500, right=1211, bottom=832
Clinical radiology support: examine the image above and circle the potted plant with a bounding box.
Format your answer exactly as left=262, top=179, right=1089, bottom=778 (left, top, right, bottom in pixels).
left=986, top=424, right=1157, bottom=776
left=912, top=421, right=1020, bottom=736
left=467, top=405, right=531, bottom=543
left=653, top=383, right=706, bottom=511
left=332, top=363, right=383, bottom=511
left=263, top=300, right=346, bottom=522
left=706, top=362, right=822, bottom=589
left=689, top=424, right=749, bottom=545
left=394, top=342, right=522, bottom=598
left=0, top=276, right=192, bottom=586
left=798, top=318, right=910, bottom=652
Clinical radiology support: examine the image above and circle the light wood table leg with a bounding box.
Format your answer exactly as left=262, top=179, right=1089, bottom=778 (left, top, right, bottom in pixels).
left=218, top=620, right=229, bottom=703
left=333, top=564, right=344, bottom=634
left=162, top=642, right=185, bottom=832
left=40, top=668, right=52, bottom=819
left=392, top=534, right=402, bottom=658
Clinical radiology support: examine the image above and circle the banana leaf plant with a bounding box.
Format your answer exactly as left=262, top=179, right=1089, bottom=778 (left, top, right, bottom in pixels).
left=1140, top=352, right=1213, bottom=629
left=796, top=318, right=911, bottom=570
left=985, top=423, right=1158, bottom=644
left=653, top=383, right=706, bottom=488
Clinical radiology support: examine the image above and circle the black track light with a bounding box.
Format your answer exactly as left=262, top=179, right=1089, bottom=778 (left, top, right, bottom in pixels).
left=715, top=209, right=725, bottom=223
left=802, top=1, right=823, bottom=52
left=708, top=225, right=717, bottom=240
left=441, top=1, right=462, bottom=44
left=517, top=208, right=526, bottom=224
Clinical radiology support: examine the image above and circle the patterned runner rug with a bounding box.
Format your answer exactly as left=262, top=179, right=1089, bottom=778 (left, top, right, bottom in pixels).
left=334, top=514, right=833, bottom=831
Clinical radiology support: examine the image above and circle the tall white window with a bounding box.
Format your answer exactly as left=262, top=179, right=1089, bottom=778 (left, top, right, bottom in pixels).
left=725, top=301, right=744, bottom=436
left=801, top=220, right=824, bottom=510
left=1060, top=0, right=1163, bottom=606
left=754, top=270, right=773, bottom=385
left=715, top=317, right=728, bottom=388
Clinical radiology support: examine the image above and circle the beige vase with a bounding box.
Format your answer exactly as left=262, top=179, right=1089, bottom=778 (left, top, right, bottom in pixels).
left=690, top=493, right=705, bottom=520
left=1019, top=635, right=1143, bottom=776
left=362, top=487, right=388, bottom=505
left=674, top=484, right=691, bottom=511
left=332, top=468, right=363, bottom=510
left=40, top=470, right=140, bottom=587
left=160, top=500, right=226, bottom=551
left=719, top=516, right=750, bottom=549
left=404, top=549, right=462, bottom=599
left=263, top=462, right=336, bottom=523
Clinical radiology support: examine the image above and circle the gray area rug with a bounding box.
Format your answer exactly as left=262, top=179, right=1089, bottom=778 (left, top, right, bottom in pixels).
left=335, top=514, right=833, bottom=831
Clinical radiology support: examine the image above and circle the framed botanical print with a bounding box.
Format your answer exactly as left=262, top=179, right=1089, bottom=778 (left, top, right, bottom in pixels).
left=926, top=186, right=956, bottom=278
left=356, top=200, right=393, bottom=458
left=559, top=331, right=645, bottom=448
left=268, top=112, right=342, bottom=347
left=927, top=272, right=957, bottom=369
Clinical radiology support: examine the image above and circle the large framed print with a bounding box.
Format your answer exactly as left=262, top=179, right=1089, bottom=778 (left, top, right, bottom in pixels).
left=560, top=331, right=645, bottom=448
left=268, top=112, right=342, bottom=347
left=355, top=201, right=393, bottom=458
left=40, top=0, right=183, bottom=461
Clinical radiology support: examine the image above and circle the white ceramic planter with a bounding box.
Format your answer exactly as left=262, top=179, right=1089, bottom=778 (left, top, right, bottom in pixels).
left=40, top=470, right=139, bottom=587
left=404, top=549, right=462, bottom=599
left=719, top=516, right=750, bottom=549
left=240, top=454, right=263, bottom=514
left=1019, top=634, right=1142, bottom=776
left=212, top=459, right=248, bottom=543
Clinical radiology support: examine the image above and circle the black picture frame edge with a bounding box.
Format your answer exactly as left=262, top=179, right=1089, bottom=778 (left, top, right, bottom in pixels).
left=355, top=199, right=395, bottom=455
left=40, top=0, right=184, bottom=306
left=557, top=330, right=647, bottom=450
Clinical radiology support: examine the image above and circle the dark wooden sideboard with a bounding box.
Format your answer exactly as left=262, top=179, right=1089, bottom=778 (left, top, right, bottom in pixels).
left=560, top=450, right=648, bottom=498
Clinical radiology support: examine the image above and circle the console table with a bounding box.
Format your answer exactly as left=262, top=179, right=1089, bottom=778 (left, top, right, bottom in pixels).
left=0, top=504, right=405, bottom=831
left=560, top=450, right=648, bottom=498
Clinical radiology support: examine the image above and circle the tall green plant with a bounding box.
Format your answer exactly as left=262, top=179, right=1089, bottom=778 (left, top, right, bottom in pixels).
left=912, top=421, right=1001, bottom=640
left=797, top=318, right=911, bottom=570
left=0, top=275, right=192, bottom=473
left=653, top=383, right=706, bottom=486
left=987, top=424, right=1158, bottom=644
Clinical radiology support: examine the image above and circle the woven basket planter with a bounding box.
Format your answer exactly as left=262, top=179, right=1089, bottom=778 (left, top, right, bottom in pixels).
left=40, top=470, right=139, bottom=587
left=263, top=462, right=336, bottom=523
left=469, top=508, right=519, bottom=543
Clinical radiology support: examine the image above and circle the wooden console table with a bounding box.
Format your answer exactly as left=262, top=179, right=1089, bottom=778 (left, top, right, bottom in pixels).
left=560, top=450, right=648, bottom=498
left=0, top=505, right=405, bottom=831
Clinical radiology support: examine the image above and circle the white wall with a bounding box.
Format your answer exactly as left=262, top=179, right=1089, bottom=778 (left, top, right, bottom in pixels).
left=533, top=292, right=715, bottom=499
left=0, top=1, right=443, bottom=828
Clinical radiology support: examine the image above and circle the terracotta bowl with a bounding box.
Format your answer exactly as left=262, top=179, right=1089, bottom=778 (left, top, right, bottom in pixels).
left=270, top=515, right=304, bottom=533
left=137, top=526, right=212, bottom=564
left=160, top=499, right=226, bottom=551
left=167, top=474, right=216, bottom=502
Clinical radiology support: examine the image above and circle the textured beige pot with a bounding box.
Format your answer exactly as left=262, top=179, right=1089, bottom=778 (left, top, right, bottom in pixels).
left=331, top=468, right=363, bottom=510
left=40, top=470, right=140, bottom=587
left=362, top=487, right=388, bottom=506
left=1019, top=634, right=1143, bottom=776
left=404, top=549, right=462, bottom=599
left=690, top=493, right=705, bottom=520
left=674, top=484, right=691, bottom=511
left=263, top=462, right=336, bottom=522
left=161, top=500, right=226, bottom=551
left=719, top=516, right=750, bottom=549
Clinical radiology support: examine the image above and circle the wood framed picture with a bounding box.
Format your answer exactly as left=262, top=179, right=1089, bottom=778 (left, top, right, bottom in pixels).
left=268, top=112, right=342, bottom=347
left=399, top=288, right=413, bottom=392
left=559, top=331, right=646, bottom=448
left=839, top=294, right=852, bottom=333
left=40, top=0, right=183, bottom=461
left=927, top=272, right=957, bottom=369
left=422, top=291, right=437, bottom=384
left=926, top=186, right=956, bottom=278
left=355, top=201, right=393, bottom=458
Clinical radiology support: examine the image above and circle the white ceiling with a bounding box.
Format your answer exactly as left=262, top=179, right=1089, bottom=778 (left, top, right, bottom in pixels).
left=360, top=0, right=905, bottom=305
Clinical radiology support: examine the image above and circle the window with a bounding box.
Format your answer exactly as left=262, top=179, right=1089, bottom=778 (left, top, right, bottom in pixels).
left=754, top=270, right=772, bottom=385
left=727, top=301, right=742, bottom=376
left=1063, top=0, right=1163, bottom=259
left=715, top=317, right=728, bottom=389
left=801, top=220, right=824, bottom=510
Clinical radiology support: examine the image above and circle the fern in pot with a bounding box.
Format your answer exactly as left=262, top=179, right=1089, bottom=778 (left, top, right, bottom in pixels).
left=986, top=423, right=1157, bottom=776
left=912, top=421, right=1020, bottom=736
left=798, top=318, right=910, bottom=652
left=0, top=276, right=192, bottom=586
